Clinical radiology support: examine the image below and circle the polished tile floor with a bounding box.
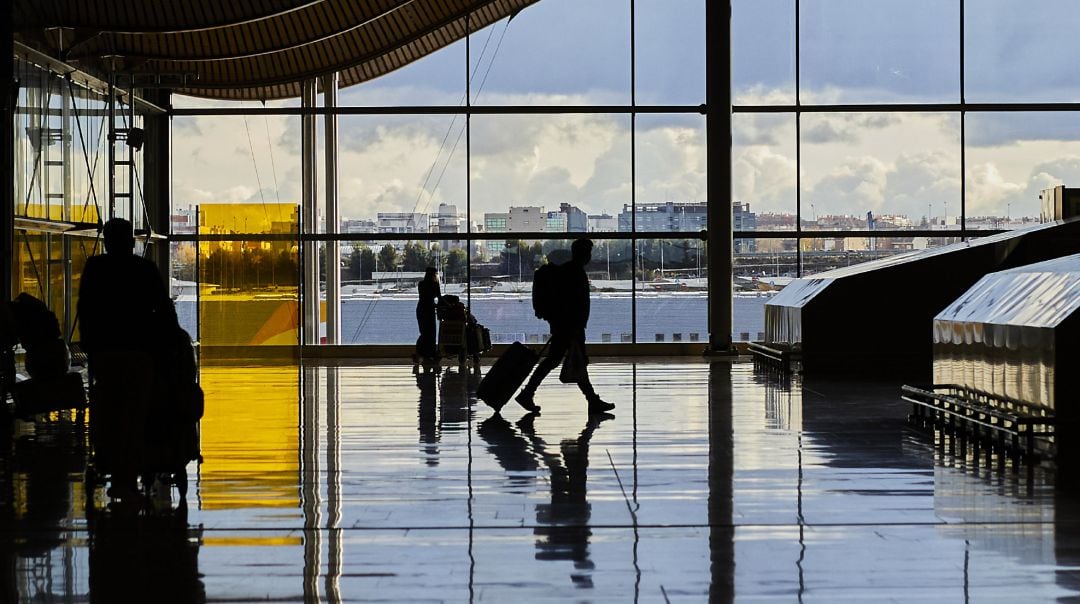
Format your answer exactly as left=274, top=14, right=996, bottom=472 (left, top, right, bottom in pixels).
left=2, top=358, right=1079, bottom=602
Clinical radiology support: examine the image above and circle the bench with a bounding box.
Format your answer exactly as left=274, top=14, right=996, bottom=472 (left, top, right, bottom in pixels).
left=902, top=384, right=1055, bottom=461
left=748, top=341, right=801, bottom=373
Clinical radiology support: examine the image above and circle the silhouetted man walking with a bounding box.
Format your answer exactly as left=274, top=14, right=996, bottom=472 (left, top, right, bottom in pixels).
left=79, top=218, right=174, bottom=501
left=516, top=238, right=613, bottom=415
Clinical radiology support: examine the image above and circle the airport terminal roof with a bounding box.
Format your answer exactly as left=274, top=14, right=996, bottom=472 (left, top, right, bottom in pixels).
left=13, top=0, right=537, bottom=100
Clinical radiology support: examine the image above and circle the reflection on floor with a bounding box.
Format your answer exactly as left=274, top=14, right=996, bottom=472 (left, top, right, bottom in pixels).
left=2, top=359, right=1080, bottom=601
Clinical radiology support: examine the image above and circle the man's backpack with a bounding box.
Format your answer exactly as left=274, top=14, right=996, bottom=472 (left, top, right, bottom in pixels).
left=531, top=263, right=560, bottom=320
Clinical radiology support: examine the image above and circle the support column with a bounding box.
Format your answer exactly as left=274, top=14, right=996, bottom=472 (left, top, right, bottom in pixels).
left=708, top=360, right=735, bottom=602
left=301, top=80, right=319, bottom=346
left=61, top=75, right=74, bottom=338
left=322, top=73, right=340, bottom=345
left=706, top=0, right=734, bottom=353
left=144, top=89, right=172, bottom=287
left=2, top=7, right=14, bottom=304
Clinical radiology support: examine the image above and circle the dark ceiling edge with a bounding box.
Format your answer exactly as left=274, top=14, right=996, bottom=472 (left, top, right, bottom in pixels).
left=13, top=0, right=537, bottom=102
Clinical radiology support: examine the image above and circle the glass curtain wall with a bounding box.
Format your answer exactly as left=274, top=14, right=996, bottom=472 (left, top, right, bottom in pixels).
left=730, top=0, right=1080, bottom=339
left=12, top=56, right=149, bottom=342
left=171, top=0, right=708, bottom=346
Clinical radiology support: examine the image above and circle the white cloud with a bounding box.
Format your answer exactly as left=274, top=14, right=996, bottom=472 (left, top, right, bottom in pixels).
left=965, top=163, right=1024, bottom=216
left=733, top=146, right=796, bottom=212
left=807, top=156, right=890, bottom=214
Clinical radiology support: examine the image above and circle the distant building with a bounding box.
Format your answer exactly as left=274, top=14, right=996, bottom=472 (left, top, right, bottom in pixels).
left=377, top=212, right=429, bottom=234
left=431, top=203, right=464, bottom=234
left=545, top=211, right=568, bottom=232
left=559, top=203, right=588, bottom=232
left=170, top=205, right=198, bottom=235
left=341, top=218, right=377, bottom=234
left=588, top=213, right=617, bottom=232
left=482, top=206, right=547, bottom=255
left=733, top=202, right=756, bottom=253
left=618, top=201, right=708, bottom=232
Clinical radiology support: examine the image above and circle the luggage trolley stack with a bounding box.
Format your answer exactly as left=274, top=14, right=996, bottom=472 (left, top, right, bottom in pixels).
left=437, top=295, right=492, bottom=366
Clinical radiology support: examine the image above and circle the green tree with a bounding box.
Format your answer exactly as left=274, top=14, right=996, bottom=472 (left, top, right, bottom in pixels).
left=378, top=244, right=398, bottom=273
left=348, top=244, right=374, bottom=280
left=445, top=248, right=467, bottom=282
left=401, top=241, right=431, bottom=272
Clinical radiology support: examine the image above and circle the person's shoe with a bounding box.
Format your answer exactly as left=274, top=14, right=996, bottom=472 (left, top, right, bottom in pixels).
left=587, top=397, right=615, bottom=414
left=588, top=412, right=615, bottom=427
left=515, top=390, right=541, bottom=413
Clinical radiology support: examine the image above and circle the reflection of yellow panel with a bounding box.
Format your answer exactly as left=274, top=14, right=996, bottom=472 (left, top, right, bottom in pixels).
left=198, top=366, right=300, bottom=510
left=16, top=203, right=100, bottom=223
left=203, top=536, right=303, bottom=547
left=13, top=231, right=48, bottom=299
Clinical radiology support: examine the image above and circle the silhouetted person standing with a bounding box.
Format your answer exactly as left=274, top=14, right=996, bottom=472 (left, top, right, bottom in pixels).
left=78, top=218, right=174, bottom=501
left=414, top=267, right=441, bottom=363
left=517, top=239, right=613, bottom=414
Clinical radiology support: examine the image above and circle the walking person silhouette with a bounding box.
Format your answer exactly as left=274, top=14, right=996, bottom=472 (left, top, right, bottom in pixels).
left=516, top=239, right=613, bottom=415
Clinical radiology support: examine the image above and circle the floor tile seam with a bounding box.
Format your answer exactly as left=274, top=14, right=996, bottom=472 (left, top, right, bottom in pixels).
left=14, top=519, right=1066, bottom=535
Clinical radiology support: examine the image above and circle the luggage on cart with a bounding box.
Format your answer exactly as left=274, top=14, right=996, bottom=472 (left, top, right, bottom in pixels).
left=437, top=295, right=467, bottom=321
left=144, top=326, right=203, bottom=494
left=466, top=322, right=492, bottom=359
left=439, top=318, right=468, bottom=362
left=8, top=293, right=85, bottom=417
left=86, top=326, right=202, bottom=498
left=477, top=341, right=545, bottom=412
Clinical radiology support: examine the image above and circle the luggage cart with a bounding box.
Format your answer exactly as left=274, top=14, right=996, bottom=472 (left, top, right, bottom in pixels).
left=85, top=327, right=203, bottom=501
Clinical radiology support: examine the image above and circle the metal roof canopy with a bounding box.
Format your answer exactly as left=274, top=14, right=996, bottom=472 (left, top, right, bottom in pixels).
left=763, top=219, right=1080, bottom=378
left=13, top=0, right=537, bottom=101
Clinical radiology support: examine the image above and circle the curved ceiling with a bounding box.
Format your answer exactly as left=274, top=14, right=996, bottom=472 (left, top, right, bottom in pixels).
left=13, top=0, right=538, bottom=101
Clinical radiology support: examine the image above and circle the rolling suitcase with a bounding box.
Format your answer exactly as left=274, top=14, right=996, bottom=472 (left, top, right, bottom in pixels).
left=477, top=341, right=546, bottom=411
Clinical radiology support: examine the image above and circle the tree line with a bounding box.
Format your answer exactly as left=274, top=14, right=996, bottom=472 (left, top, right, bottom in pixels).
left=192, top=238, right=707, bottom=290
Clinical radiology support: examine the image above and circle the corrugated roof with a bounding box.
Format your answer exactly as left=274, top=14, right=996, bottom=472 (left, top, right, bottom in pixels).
left=935, top=254, right=1080, bottom=333
left=13, top=0, right=537, bottom=101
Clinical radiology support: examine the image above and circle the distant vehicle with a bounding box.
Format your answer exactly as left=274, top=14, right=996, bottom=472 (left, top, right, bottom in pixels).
left=736, top=275, right=793, bottom=291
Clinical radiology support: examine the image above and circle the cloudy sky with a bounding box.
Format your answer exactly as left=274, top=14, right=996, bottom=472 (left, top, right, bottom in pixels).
left=172, top=0, right=1080, bottom=227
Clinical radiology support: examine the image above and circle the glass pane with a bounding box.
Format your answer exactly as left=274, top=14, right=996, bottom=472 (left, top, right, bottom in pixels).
left=966, top=0, right=1080, bottom=102
left=337, top=239, right=467, bottom=345
left=171, top=240, right=198, bottom=337
left=469, top=238, right=632, bottom=344
left=800, top=0, right=960, bottom=103
left=197, top=204, right=300, bottom=347
left=635, top=0, right=706, bottom=105
left=337, top=115, right=467, bottom=227
left=172, top=115, right=300, bottom=213
left=732, top=0, right=795, bottom=105
left=800, top=235, right=965, bottom=277
left=733, top=113, right=797, bottom=226
left=469, top=0, right=631, bottom=105
left=12, top=230, right=49, bottom=303
left=965, top=112, right=1080, bottom=227
left=69, top=83, right=109, bottom=226
left=172, top=96, right=300, bottom=110
left=635, top=238, right=707, bottom=343
left=635, top=114, right=707, bottom=232
left=801, top=112, right=961, bottom=230
left=15, top=63, right=65, bottom=220
left=68, top=235, right=97, bottom=342
left=733, top=237, right=795, bottom=342
left=340, top=39, right=466, bottom=107
left=470, top=114, right=631, bottom=226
